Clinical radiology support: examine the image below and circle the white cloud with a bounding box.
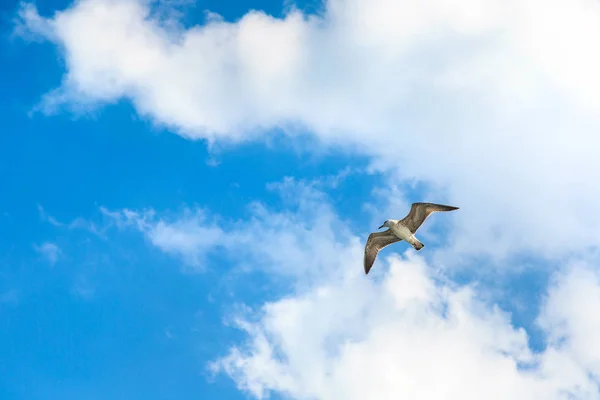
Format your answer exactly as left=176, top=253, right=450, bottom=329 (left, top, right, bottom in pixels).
left=539, top=265, right=600, bottom=379
left=17, top=0, right=600, bottom=263
left=34, top=242, right=62, bottom=265
left=101, top=206, right=226, bottom=269
left=211, top=254, right=600, bottom=400
left=72, top=275, right=95, bottom=300
left=97, top=178, right=600, bottom=399
left=14, top=1, right=600, bottom=397
left=102, top=177, right=360, bottom=281
left=197, top=191, right=600, bottom=399
left=38, top=204, right=106, bottom=237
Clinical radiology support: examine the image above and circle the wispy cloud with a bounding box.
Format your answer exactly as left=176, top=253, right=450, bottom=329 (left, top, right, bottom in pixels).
left=72, top=276, right=95, bottom=300
left=37, top=204, right=109, bottom=238
left=99, top=206, right=225, bottom=270
left=100, top=177, right=357, bottom=280
left=34, top=242, right=62, bottom=266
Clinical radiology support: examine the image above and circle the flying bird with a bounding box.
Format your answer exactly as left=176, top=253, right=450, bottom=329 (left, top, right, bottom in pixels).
left=364, top=202, right=459, bottom=274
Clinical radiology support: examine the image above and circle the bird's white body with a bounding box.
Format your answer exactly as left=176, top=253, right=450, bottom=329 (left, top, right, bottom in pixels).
left=387, top=220, right=419, bottom=246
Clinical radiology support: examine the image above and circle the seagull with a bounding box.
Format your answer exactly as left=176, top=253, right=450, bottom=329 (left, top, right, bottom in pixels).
left=364, top=202, right=459, bottom=274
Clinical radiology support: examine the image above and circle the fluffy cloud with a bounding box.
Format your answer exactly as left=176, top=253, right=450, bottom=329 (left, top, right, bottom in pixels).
left=211, top=254, right=600, bottom=400
left=539, top=265, right=600, bottom=379
left=97, top=178, right=600, bottom=399
left=17, top=0, right=600, bottom=264
left=16, top=0, right=600, bottom=394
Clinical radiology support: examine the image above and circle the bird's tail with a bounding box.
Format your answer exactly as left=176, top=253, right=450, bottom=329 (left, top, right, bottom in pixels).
left=413, top=239, right=424, bottom=251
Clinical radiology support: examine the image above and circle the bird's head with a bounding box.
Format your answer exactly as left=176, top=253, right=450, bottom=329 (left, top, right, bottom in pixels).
left=378, top=220, right=393, bottom=229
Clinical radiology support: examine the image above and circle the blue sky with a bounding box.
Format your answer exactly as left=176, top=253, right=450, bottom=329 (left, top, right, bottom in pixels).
left=3, top=0, right=600, bottom=399
left=0, top=2, right=369, bottom=398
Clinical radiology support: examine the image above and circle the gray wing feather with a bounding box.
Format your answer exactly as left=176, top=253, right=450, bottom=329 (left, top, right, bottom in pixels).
left=400, top=202, right=459, bottom=233
left=364, top=230, right=401, bottom=274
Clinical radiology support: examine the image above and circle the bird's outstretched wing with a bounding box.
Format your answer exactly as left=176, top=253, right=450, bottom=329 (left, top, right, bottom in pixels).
left=364, top=230, right=401, bottom=274
left=400, top=202, right=459, bottom=233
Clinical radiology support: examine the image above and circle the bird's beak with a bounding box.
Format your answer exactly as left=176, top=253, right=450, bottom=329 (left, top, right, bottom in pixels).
left=378, top=224, right=385, bottom=229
